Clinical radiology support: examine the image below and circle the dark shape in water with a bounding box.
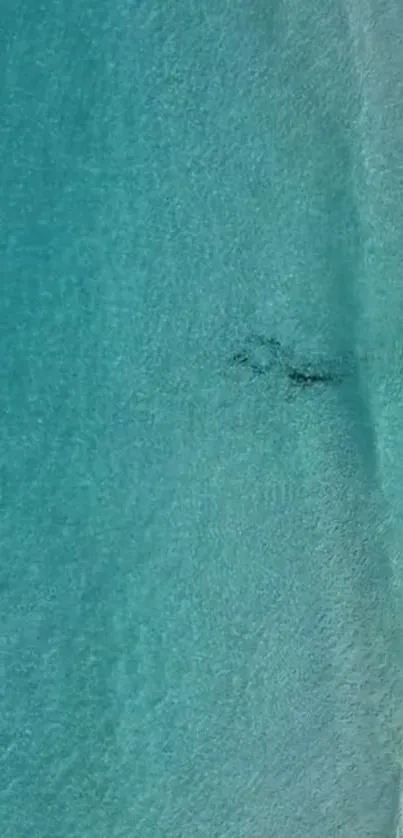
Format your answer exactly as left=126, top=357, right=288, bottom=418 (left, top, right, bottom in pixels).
left=286, top=367, right=337, bottom=387
left=230, top=334, right=342, bottom=388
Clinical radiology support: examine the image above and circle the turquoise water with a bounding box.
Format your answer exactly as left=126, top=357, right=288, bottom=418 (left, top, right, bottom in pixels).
left=2, top=2, right=403, bottom=835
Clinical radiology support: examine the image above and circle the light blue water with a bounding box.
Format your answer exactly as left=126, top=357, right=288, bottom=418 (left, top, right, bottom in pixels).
left=2, top=2, right=403, bottom=836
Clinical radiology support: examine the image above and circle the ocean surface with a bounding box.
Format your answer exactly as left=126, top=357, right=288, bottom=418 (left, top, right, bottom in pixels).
left=2, top=2, right=403, bottom=836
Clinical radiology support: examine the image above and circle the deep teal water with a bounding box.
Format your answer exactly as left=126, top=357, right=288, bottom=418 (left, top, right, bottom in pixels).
left=2, top=2, right=403, bottom=836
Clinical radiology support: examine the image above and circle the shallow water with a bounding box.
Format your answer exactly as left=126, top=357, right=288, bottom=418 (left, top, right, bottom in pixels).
left=2, top=1, right=403, bottom=836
